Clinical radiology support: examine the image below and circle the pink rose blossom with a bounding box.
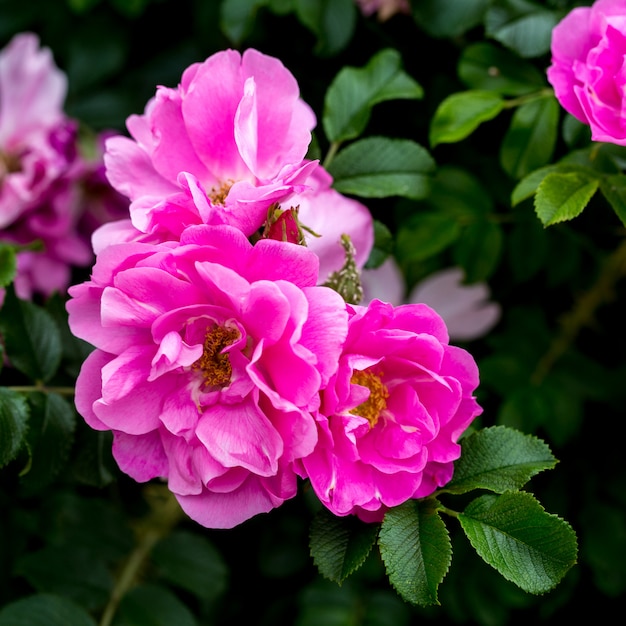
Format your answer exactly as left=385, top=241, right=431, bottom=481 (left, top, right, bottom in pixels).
left=67, top=224, right=348, bottom=528
left=0, top=33, right=125, bottom=299
left=103, top=48, right=317, bottom=242
left=547, top=0, right=626, bottom=145
left=297, top=299, right=482, bottom=521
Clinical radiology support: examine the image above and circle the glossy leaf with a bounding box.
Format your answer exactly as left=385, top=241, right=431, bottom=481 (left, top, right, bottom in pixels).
left=115, top=583, right=197, bottom=626
left=379, top=500, right=452, bottom=606
left=309, top=508, right=379, bottom=584
left=459, top=492, right=578, bottom=594
left=445, top=426, right=557, bottom=495
left=0, top=243, right=16, bottom=287
left=0, top=387, right=30, bottom=468
left=295, top=0, right=356, bottom=57
left=458, top=42, right=546, bottom=95
left=412, top=0, right=490, bottom=38
left=328, top=137, right=435, bottom=199
left=534, top=171, right=600, bottom=226
left=500, top=96, right=559, bottom=179
left=323, top=49, right=423, bottom=143
left=219, top=0, right=266, bottom=45
left=600, top=174, right=626, bottom=227
left=0, top=287, right=62, bottom=382
left=430, top=91, right=504, bottom=147
left=0, top=593, right=97, bottom=626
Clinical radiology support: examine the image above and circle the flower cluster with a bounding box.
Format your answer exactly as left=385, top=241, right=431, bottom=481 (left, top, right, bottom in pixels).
left=548, top=0, right=626, bottom=145
left=67, top=48, right=483, bottom=528
left=0, top=33, right=128, bottom=300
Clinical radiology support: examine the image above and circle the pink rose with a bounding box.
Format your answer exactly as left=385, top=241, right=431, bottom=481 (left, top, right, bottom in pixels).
left=297, top=299, right=482, bottom=521
left=103, top=48, right=317, bottom=241
left=67, top=224, right=348, bottom=528
left=355, top=0, right=410, bottom=22
left=547, top=0, right=626, bottom=145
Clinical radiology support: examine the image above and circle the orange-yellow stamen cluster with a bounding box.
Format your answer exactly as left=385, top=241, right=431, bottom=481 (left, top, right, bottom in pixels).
left=209, top=179, right=234, bottom=206
left=193, top=325, right=239, bottom=388
left=349, top=369, right=389, bottom=427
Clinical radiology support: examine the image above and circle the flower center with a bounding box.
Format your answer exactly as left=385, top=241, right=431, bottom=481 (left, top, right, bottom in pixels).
left=0, top=150, right=22, bottom=178
left=209, top=179, right=234, bottom=206
left=349, top=369, right=389, bottom=427
left=192, top=324, right=239, bottom=388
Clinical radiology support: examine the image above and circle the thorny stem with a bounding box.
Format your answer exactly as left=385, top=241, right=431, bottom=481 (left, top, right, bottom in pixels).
left=99, top=485, right=185, bottom=626
left=531, top=236, right=626, bottom=385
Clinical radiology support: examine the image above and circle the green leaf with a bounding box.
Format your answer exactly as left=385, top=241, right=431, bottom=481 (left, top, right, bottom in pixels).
left=458, top=42, right=546, bottom=96
left=152, top=530, right=228, bottom=602
left=452, top=219, right=503, bottom=282
left=14, top=546, right=113, bottom=611
left=0, top=593, right=97, bottom=626
left=295, top=0, right=356, bottom=57
left=328, top=137, right=435, bottom=200
left=20, top=392, right=76, bottom=492
left=0, top=243, right=17, bottom=287
left=600, top=174, right=626, bottom=228
left=0, top=387, right=30, bottom=468
left=323, top=49, right=423, bottom=143
left=309, top=508, right=379, bottom=584
left=395, top=213, right=461, bottom=263
left=429, top=91, right=504, bottom=148
left=486, top=5, right=560, bottom=58
left=459, top=492, right=578, bottom=594
left=378, top=500, right=452, bottom=606
left=115, top=583, right=197, bottom=626
left=445, top=426, right=557, bottom=495
left=500, top=96, right=559, bottom=179
left=412, top=0, right=491, bottom=38
left=219, top=0, right=267, bottom=45
left=0, top=287, right=62, bottom=382
left=534, top=171, right=600, bottom=226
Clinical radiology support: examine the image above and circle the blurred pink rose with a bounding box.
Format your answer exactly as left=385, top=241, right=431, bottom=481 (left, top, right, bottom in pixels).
left=297, top=299, right=482, bottom=521
left=0, top=34, right=126, bottom=299
left=355, top=0, right=410, bottom=22
left=67, top=224, right=348, bottom=528
left=547, top=0, right=626, bottom=145
left=362, top=260, right=500, bottom=341
left=103, top=48, right=317, bottom=242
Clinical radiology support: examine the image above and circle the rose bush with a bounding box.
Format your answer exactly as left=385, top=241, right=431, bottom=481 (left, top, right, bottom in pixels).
left=547, top=0, right=626, bottom=145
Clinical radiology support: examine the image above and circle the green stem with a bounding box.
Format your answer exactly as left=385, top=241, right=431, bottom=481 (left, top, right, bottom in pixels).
left=322, top=140, right=341, bottom=170
left=99, top=485, right=184, bottom=626
left=532, top=236, right=626, bottom=385
left=502, top=88, right=554, bottom=110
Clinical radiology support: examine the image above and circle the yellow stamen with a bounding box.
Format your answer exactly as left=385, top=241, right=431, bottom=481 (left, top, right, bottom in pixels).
left=192, top=325, right=239, bottom=388
left=349, top=369, right=389, bottom=427
left=209, top=179, right=234, bottom=206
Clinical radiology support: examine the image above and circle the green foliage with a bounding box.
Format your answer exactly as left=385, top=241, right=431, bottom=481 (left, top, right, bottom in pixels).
left=310, top=508, right=379, bottom=584
left=0, top=244, right=17, bottom=287
left=323, top=49, right=423, bottom=144
left=327, top=137, right=435, bottom=199
left=0, top=387, right=29, bottom=468
left=459, top=492, right=578, bottom=594
left=0, top=594, right=97, bottom=626
left=378, top=501, right=452, bottom=606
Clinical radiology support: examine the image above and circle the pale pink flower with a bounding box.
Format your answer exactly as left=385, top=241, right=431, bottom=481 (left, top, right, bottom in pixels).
left=103, top=48, right=317, bottom=243
left=547, top=0, right=626, bottom=145
left=362, top=260, right=500, bottom=341
left=67, top=224, right=348, bottom=528
left=408, top=267, right=500, bottom=341
left=297, top=298, right=482, bottom=521
left=355, top=0, right=410, bottom=22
